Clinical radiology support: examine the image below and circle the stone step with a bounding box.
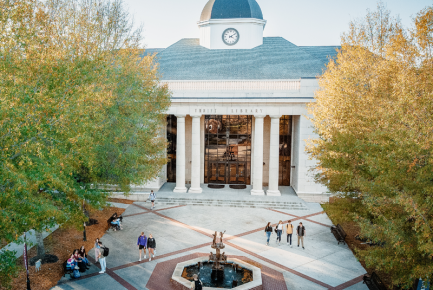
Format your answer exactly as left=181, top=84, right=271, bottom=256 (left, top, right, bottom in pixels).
left=156, top=198, right=304, bottom=204
left=153, top=198, right=308, bottom=210
left=156, top=200, right=305, bottom=205
left=155, top=202, right=307, bottom=210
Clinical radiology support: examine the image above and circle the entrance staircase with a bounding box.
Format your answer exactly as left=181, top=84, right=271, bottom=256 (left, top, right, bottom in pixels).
left=155, top=197, right=308, bottom=210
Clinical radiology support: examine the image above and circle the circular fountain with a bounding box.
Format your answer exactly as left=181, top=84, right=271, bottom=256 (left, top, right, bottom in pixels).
left=171, top=231, right=262, bottom=289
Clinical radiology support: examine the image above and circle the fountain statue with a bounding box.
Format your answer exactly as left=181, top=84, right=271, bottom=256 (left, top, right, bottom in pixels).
left=208, top=231, right=227, bottom=278
left=173, top=229, right=261, bottom=289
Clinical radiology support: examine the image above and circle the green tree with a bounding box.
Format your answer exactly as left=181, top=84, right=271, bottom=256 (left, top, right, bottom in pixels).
left=307, top=2, right=433, bottom=287
left=0, top=0, right=170, bottom=287
left=0, top=250, right=20, bottom=290
left=90, top=49, right=170, bottom=192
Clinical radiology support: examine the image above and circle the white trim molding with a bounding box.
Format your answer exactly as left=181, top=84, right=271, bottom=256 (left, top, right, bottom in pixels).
left=164, top=80, right=301, bottom=91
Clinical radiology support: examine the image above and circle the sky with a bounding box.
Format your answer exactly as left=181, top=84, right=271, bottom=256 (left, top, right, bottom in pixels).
left=122, top=0, right=432, bottom=49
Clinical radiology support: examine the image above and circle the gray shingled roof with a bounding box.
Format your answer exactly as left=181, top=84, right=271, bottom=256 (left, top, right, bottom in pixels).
left=142, top=48, right=165, bottom=56
left=300, top=46, right=340, bottom=68
left=147, top=38, right=340, bottom=80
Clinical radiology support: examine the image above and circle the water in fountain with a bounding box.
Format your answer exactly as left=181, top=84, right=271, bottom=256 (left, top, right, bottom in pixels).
left=181, top=231, right=253, bottom=289
left=182, top=262, right=252, bottom=288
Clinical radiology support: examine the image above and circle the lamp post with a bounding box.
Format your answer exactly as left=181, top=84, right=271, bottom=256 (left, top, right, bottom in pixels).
left=83, top=200, right=87, bottom=241
left=23, top=232, right=31, bottom=290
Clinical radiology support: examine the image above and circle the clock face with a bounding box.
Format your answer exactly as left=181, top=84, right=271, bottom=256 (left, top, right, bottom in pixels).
left=222, top=28, right=240, bottom=46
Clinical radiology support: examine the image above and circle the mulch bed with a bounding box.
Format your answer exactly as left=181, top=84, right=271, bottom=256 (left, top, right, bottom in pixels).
left=2, top=206, right=125, bottom=290
left=108, top=197, right=135, bottom=204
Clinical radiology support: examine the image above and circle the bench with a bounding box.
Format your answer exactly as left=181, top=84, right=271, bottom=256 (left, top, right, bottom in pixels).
left=63, top=261, right=74, bottom=278
left=331, top=224, right=347, bottom=245
left=363, top=272, right=387, bottom=290
left=394, top=279, right=429, bottom=290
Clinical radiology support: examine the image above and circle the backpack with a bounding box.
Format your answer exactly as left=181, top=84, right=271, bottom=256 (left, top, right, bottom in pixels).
left=102, top=246, right=109, bottom=257
left=194, top=280, right=202, bottom=290
left=73, top=269, right=81, bottom=278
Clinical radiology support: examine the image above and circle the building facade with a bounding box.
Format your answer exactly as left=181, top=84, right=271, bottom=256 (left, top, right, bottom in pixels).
left=144, top=0, right=339, bottom=200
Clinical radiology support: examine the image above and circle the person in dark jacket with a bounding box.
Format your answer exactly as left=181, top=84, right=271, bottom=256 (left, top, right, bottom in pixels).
left=147, top=234, right=156, bottom=261
left=137, top=232, right=147, bottom=261
left=78, top=246, right=90, bottom=268
left=264, top=222, right=273, bottom=246
left=297, top=222, right=306, bottom=249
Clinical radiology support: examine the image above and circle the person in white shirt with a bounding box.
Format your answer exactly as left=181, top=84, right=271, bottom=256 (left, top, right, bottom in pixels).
left=276, top=220, right=283, bottom=246
left=149, top=190, right=156, bottom=210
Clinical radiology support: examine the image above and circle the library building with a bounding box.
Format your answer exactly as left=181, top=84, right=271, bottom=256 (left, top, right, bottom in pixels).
left=144, top=0, right=339, bottom=199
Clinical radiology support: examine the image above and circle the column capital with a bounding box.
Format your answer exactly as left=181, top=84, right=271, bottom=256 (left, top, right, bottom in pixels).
left=175, top=114, right=187, bottom=118
left=254, top=114, right=266, bottom=119
left=190, top=113, right=202, bottom=118
left=270, top=114, right=282, bottom=119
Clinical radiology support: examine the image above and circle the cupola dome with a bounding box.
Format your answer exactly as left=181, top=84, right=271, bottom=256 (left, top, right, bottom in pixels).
left=200, top=0, right=263, bottom=22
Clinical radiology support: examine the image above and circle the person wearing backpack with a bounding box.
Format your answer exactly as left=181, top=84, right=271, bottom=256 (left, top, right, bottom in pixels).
left=98, top=241, right=107, bottom=274
left=190, top=274, right=203, bottom=290
left=286, top=220, right=294, bottom=247
left=149, top=190, right=156, bottom=210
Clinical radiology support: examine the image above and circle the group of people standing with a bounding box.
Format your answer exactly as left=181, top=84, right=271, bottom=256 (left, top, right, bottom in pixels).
left=265, top=220, right=306, bottom=249
left=94, top=238, right=107, bottom=274
left=137, top=232, right=157, bottom=261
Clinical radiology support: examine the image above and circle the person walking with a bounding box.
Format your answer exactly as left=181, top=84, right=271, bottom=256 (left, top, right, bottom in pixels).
left=137, top=232, right=148, bottom=261
left=297, top=222, right=306, bottom=249
left=147, top=234, right=156, bottom=261
left=286, top=220, right=294, bottom=247
left=276, top=220, right=283, bottom=246
left=264, top=222, right=273, bottom=246
left=149, top=190, right=156, bottom=210
left=190, top=274, right=203, bottom=290
left=98, top=241, right=106, bottom=274
left=94, top=238, right=100, bottom=263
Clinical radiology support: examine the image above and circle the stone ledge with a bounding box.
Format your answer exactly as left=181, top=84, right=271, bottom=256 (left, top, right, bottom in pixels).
left=172, top=257, right=262, bottom=290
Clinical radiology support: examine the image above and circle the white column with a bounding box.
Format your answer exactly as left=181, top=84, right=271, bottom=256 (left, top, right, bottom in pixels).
left=251, top=115, right=265, bottom=195
left=189, top=114, right=202, bottom=193
left=267, top=115, right=282, bottom=196
left=173, top=114, right=187, bottom=193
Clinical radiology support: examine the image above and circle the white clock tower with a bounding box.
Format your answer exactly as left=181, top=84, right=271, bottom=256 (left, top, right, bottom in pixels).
left=198, top=0, right=267, bottom=50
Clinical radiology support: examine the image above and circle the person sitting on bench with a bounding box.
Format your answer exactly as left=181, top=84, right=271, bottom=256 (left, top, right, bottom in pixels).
left=66, top=254, right=76, bottom=270
left=79, top=246, right=90, bottom=268
left=111, top=214, right=123, bottom=230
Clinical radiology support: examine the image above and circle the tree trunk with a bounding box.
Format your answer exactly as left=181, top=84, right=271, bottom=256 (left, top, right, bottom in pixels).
left=35, top=231, right=45, bottom=258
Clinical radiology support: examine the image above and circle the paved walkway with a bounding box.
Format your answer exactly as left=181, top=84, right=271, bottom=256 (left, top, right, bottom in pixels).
left=51, top=199, right=368, bottom=290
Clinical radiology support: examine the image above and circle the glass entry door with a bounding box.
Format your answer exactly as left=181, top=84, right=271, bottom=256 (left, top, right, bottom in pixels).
left=228, top=163, right=246, bottom=184
left=205, top=115, right=252, bottom=185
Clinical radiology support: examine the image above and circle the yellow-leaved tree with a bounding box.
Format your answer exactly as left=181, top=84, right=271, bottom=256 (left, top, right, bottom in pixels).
left=307, top=3, right=433, bottom=287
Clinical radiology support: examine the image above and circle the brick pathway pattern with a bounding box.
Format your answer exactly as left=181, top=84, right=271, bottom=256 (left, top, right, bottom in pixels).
left=51, top=201, right=369, bottom=290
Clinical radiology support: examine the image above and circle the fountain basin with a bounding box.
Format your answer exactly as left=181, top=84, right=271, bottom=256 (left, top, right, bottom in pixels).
left=172, top=257, right=262, bottom=290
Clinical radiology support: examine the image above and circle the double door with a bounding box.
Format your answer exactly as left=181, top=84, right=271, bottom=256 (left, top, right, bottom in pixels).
left=208, top=162, right=246, bottom=184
